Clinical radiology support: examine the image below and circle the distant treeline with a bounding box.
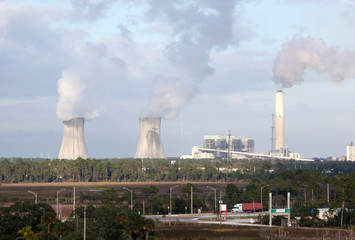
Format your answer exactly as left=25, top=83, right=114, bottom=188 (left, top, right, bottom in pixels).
left=0, top=157, right=355, bottom=183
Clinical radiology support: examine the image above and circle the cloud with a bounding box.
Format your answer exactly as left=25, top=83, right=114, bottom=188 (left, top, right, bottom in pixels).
left=69, top=0, right=114, bottom=21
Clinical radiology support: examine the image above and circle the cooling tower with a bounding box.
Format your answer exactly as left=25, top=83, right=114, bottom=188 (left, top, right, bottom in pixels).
left=275, top=90, right=285, bottom=152
left=58, top=118, right=89, bottom=160
left=135, top=117, right=166, bottom=159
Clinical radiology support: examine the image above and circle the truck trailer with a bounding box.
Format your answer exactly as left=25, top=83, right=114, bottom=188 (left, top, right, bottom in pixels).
left=231, top=203, right=263, bottom=213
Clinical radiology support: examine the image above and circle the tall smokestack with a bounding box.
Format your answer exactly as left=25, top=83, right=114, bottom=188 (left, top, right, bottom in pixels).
left=275, top=90, right=285, bottom=153
left=135, top=117, right=166, bottom=159
left=58, top=118, right=89, bottom=160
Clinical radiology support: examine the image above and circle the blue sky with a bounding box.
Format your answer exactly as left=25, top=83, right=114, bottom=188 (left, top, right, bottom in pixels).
left=0, top=0, right=355, bottom=159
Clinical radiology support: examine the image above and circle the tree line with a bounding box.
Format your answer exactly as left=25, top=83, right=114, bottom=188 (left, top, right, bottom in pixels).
left=1, top=157, right=354, bottom=183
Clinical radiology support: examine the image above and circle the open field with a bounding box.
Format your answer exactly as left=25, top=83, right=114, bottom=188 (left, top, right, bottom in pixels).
left=0, top=181, right=244, bottom=199
left=154, top=222, right=354, bottom=240
left=0, top=181, right=243, bottom=214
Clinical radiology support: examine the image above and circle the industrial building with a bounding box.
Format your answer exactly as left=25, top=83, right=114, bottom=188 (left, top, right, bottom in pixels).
left=181, top=134, right=255, bottom=159
left=346, top=142, right=355, bottom=161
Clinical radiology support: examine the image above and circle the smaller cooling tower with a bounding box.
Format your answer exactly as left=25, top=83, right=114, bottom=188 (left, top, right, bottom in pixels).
left=58, top=118, right=89, bottom=160
left=135, top=117, right=166, bottom=159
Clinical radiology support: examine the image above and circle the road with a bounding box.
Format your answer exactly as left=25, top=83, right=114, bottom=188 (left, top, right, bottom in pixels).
left=146, top=212, right=275, bottom=227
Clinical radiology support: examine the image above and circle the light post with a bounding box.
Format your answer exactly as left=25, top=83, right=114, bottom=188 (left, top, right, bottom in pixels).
left=261, top=185, right=269, bottom=208
left=28, top=190, right=37, bottom=204
left=123, top=187, right=133, bottom=211
left=56, top=189, right=66, bottom=219
left=207, top=186, right=217, bottom=212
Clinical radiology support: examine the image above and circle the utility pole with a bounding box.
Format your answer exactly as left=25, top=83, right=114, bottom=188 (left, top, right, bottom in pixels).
left=327, top=184, right=330, bottom=204
left=83, top=206, right=86, bottom=240
left=269, top=192, right=272, bottom=227
left=191, top=187, right=193, bottom=214
left=341, top=187, right=344, bottom=227
left=73, top=187, right=76, bottom=216
left=287, top=192, right=290, bottom=226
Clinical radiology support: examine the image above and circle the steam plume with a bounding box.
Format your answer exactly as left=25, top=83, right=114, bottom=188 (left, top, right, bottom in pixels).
left=273, top=36, right=350, bottom=88
left=56, top=70, right=99, bottom=121
left=141, top=75, right=196, bottom=119
left=143, top=0, right=243, bottom=118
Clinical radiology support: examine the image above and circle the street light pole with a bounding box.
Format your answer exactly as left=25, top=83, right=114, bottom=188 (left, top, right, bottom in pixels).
left=123, top=187, right=133, bottom=212
left=28, top=190, right=38, bottom=204
left=169, top=185, right=179, bottom=215
left=56, top=189, right=66, bottom=219
left=207, top=186, right=217, bottom=212
left=261, top=185, right=269, bottom=207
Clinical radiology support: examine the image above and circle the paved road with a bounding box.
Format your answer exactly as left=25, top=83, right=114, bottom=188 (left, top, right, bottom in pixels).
left=146, top=213, right=269, bottom=227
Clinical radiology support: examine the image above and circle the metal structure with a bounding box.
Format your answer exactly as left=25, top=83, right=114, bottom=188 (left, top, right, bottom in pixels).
left=123, top=187, right=133, bottom=211
left=207, top=186, right=217, bottom=212
left=135, top=117, right=166, bottom=159
left=58, top=118, right=89, bottom=160
left=275, top=90, right=285, bottom=153
left=28, top=190, right=38, bottom=204
left=261, top=185, right=269, bottom=207
left=56, top=188, right=66, bottom=219
left=169, top=185, right=179, bottom=215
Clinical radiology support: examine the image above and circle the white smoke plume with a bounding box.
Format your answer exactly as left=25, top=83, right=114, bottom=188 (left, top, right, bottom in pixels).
left=147, top=0, right=241, bottom=79
left=56, top=70, right=99, bottom=121
left=273, top=36, right=351, bottom=88
left=141, top=75, right=197, bottom=119
left=143, top=0, right=244, bottom=118
left=55, top=42, right=118, bottom=121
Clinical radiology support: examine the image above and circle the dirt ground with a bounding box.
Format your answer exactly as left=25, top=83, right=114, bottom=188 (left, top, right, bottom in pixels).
left=154, top=222, right=354, bottom=240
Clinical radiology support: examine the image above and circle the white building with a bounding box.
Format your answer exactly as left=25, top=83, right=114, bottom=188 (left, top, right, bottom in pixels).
left=346, top=142, right=355, bottom=161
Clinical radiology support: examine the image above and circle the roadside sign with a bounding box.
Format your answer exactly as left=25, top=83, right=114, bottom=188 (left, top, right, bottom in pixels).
left=271, top=208, right=290, bottom=213
left=220, top=204, right=227, bottom=212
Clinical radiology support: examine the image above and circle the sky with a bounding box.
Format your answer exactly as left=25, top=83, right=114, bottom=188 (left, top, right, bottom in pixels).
left=1, top=0, right=355, bottom=159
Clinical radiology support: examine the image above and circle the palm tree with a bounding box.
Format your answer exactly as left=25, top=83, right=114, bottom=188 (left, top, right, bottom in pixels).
left=41, top=212, right=56, bottom=234
left=17, top=226, right=36, bottom=240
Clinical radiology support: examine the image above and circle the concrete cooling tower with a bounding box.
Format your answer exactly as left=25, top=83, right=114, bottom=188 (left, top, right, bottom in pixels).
left=275, top=90, right=285, bottom=153
left=135, top=117, right=166, bottom=159
left=58, top=118, right=89, bottom=160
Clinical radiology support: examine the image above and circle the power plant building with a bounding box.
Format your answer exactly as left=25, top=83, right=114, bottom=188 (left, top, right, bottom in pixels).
left=58, top=117, right=89, bottom=160
left=181, top=135, right=255, bottom=159
left=135, top=117, right=166, bottom=159
left=204, top=135, right=254, bottom=158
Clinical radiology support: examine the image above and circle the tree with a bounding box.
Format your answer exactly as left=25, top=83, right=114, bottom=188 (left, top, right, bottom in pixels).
left=17, top=226, right=36, bottom=240
left=41, top=212, right=56, bottom=234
